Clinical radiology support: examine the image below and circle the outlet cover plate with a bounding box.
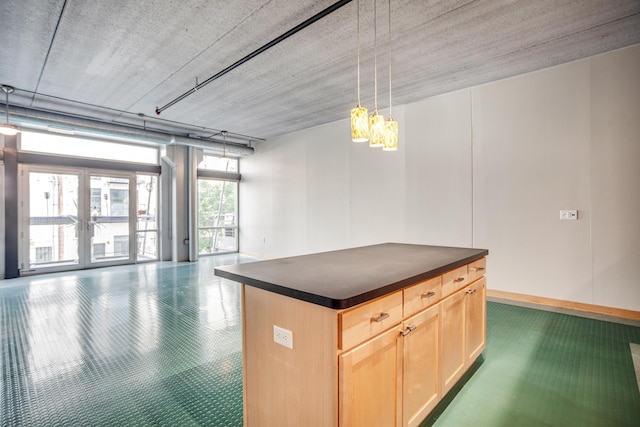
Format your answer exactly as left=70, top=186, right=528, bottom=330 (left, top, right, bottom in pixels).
left=273, top=325, right=293, bottom=349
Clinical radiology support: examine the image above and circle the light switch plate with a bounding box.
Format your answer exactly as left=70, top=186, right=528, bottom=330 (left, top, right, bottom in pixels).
left=560, top=210, right=578, bottom=220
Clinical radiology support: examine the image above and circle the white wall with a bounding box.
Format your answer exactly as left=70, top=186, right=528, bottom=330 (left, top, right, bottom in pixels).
left=590, top=46, right=640, bottom=310
left=472, top=57, right=593, bottom=305
left=405, top=90, right=473, bottom=248
left=240, top=44, right=640, bottom=312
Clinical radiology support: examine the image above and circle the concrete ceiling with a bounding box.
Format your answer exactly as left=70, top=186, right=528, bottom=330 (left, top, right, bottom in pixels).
left=1, top=0, right=639, bottom=142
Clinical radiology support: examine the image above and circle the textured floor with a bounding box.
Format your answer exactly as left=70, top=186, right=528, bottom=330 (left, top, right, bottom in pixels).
left=1, top=256, right=252, bottom=427
left=424, top=302, right=640, bottom=427
left=1, top=257, right=639, bottom=426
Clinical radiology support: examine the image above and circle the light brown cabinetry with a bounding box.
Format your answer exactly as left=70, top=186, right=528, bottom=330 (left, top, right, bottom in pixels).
left=338, top=302, right=443, bottom=427
left=402, top=303, right=441, bottom=427
left=466, top=277, right=487, bottom=363
left=242, top=257, right=487, bottom=427
left=339, top=326, right=402, bottom=427
left=339, top=259, right=487, bottom=427
left=441, top=286, right=466, bottom=395
left=440, top=276, right=487, bottom=395
left=339, top=291, right=403, bottom=351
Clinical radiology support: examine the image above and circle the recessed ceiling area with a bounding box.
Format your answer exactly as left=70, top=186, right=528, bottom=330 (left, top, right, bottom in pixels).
left=1, top=0, right=639, bottom=141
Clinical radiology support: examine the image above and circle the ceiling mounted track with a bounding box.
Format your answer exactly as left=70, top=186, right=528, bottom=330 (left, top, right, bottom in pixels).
left=155, top=0, right=354, bottom=115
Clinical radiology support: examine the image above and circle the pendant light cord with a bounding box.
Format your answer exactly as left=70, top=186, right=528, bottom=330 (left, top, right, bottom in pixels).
left=357, top=0, right=361, bottom=106
left=373, top=0, right=378, bottom=112
left=4, top=89, right=9, bottom=125
left=388, top=0, right=392, bottom=118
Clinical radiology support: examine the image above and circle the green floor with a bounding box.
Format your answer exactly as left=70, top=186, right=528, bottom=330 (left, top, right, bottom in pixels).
left=1, top=257, right=639, bottom=426
left=424, top=303, right=640, bottom=427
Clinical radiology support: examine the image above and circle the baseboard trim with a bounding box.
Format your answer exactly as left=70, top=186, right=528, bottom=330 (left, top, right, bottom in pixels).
left=487, top=289, right=640, bottom=322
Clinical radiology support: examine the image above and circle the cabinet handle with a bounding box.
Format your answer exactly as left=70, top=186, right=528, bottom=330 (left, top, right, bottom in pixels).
left=371, top=312, right=390, bottom=323
left=471, top=267, right=485, bottom=271
left=401, top=325, right=417, bottom=336
left=466, top=289, right=477, bottom=295
left=454, top=277, right=465, bottom=283
left=421, top=291, right=436, bottom=299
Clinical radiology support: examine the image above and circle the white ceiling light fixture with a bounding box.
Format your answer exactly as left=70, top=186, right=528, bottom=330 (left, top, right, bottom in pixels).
left=350, top=0, right=369, bottom=143
left=0, top=85, right=20, bottom=136
left=383, top=0, right=398, bottom=151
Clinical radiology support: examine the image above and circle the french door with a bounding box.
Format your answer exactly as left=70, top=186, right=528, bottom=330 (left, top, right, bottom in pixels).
left=19, top=165, right=137, bottom=274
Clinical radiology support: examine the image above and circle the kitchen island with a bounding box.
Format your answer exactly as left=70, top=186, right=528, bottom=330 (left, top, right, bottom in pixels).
left=215, top=243, right=488, bottom=427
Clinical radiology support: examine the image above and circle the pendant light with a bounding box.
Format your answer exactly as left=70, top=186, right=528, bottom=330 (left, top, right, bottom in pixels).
left=0, top=85, right=19, bottom=136
left=350, top=0, right=369, bottom=142
left=369, top=0, right=385, bottom=148
left=383, top=0, right=398, bottom=151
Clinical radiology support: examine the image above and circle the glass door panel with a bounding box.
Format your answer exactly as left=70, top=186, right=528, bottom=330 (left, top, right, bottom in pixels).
left=136, top=174, right=159, bottom=261
left=21, top=167, right=146, bottom=274
left=89, top=175, right=132, bottom=264
left=28, top=172, right=80, bottom=269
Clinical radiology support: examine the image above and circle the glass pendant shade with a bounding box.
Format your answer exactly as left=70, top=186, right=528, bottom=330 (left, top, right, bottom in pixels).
left=351, top=105, right=369, bottom=142
left=369, top=112, right=385, bottom=147
left=382, top=118, right=398, bottom=151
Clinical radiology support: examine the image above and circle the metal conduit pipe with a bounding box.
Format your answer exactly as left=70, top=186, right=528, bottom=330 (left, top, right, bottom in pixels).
left=4, top=104, right=255, bottom=157
left=156, top=0, right=354, bottom=115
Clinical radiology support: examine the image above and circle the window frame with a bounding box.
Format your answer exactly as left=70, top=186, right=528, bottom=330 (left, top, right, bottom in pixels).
left=196, top=153, right=240, bottom=256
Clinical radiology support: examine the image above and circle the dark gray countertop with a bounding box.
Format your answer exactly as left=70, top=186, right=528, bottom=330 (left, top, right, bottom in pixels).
left=214, top=243, right=488, bottom=309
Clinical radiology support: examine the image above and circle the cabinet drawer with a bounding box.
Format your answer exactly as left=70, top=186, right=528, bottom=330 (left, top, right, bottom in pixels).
left=467, top=257, right=487, bottom=283
left=403, top=276, right=442, bottom=318
left=442, top=266, right=468, bottom=298
left=339, top=291, right=403, bottom=351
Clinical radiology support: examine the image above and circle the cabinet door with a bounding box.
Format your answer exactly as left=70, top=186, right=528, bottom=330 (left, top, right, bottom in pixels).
left=402, top=304, right=441, bottom=427
left=440, top=289, right=466, bottom=395
left=339, top=327, right=402, bottom=427
left=465, top=277, right=486, bottom=363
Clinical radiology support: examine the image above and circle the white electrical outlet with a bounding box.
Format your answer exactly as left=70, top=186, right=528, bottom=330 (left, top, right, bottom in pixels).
left=273, top=325, right=293, bottom=349
left=560, top=210, right=578, bottom=220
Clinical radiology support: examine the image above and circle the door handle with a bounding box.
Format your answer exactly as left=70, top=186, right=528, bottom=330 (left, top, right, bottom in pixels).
left=401, top=325, right=417, bottom=336
left=371, top=312, right=390, bottom=323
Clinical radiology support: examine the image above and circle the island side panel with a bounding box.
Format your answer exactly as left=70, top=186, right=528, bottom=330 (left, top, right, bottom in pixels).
left=243, top=285, right=339, bottom=427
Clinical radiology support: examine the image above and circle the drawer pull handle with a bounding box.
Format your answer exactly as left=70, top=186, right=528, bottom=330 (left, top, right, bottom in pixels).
left=472, top=267, right=486, bottom=271
left=371, top=312, right=390, bottom=323
left=454, top=277, right=465, bottom=283
left=421, top=291, right=436, bottom=299
left=401, top=325, right=417, bottom=336
left=466, top=289, right=477, bottom=295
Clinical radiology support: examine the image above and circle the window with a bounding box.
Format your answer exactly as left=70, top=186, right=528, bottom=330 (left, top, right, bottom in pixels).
left=113, top=235, right=129, bottom=256
left=198, top=154, right=238, bottom=172
left=109, top=188, right=128, bottom=216
left=197, top=152, right=240, bottom=256
left=197, top=179, right=238, bottom=255
left=90, top=188, right=102, bottom=216
left=35, top=247, right=53, bottom=264
left=93, top=243, right=106, bottom=258
left=20, top=131, right=158, bottom=164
